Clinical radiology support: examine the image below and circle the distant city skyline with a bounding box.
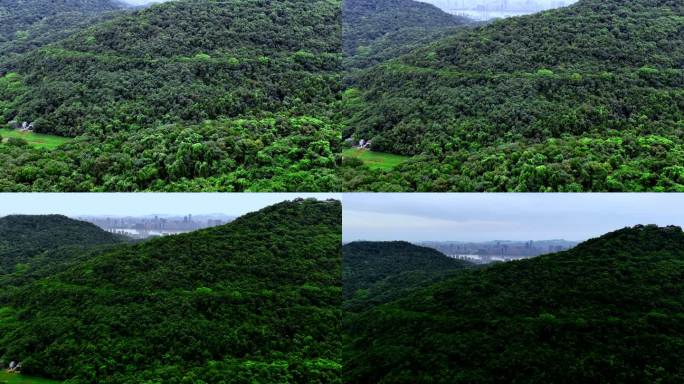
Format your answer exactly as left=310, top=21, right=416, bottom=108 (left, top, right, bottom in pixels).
left=80, top=213, right=235, bottom=239
left=423, top=0, right=579, bottom=20
left=423, top=0, right=579, bottom=9
left=0, top=193, right=340, bottom=217
left=343, top=194, right=684, bottom=242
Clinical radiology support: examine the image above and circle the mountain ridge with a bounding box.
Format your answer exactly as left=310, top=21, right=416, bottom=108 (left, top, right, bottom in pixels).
left=344, top=225, right=684, bottom=383
left=0, top=214, right=126, bottom=275
left=342, top=0, right=684, bottom=192
left=0, top=199, right=342, bottom=383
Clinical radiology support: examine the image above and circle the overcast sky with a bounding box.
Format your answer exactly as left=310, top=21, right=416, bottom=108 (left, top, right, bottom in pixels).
left=422, top=0, right=579, bottom=9
left=119, top=0, right=579, bottom=10
left=0, top=193, right=340, bottom=217
left=343, top=194, right=684, bottom=243
left=120, top=0, right=169, bottom=6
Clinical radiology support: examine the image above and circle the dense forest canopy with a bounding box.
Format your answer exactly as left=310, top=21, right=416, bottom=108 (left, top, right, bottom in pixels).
left=0, top=199, right=343, bottom=383
left=343, top=241, right=470, bottom=298
left=7, top=0, right=341, bottom=137
left=345, top=225, right=684, bottom=383
left=0, top=0, right=125, bottom=41
left=0, top=0, right=127, bottom=65
left=0, top=0, right=342, bottom=191
left=342, top=0, right=684, bottom=192
left=342, top=0, right=468, bottom=62
left=4, top=0, right=682, bottom=191
left=0, top=214, right=125, bottom=275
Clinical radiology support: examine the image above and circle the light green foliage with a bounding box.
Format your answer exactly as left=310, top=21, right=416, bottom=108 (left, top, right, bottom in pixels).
left=0, top=372, right=62, bottom=384
left=536, top=68, right=554, bottom=76
left=0, top=129, right=72, bottom=150
left=342, top=148, right=408, bottom=170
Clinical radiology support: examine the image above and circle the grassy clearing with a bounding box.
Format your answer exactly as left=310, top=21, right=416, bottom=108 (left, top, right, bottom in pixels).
left=342, top=148, right=409, bottom=170
left=0, top=129, right=72, bottom=150
left=0, top=372, right=61, bottom=384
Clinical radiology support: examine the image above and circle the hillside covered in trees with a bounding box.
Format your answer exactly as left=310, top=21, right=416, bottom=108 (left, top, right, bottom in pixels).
left=343, top=241, right=470, bottom=299
left=342, top=0, right=684, bottom=192
left=0, top=199, right=342, bottom=383
left=0, top=215, right=125, bottom=275
left=0, top=0, right=127, bottom=65
left=342, top=0, right=471, bottom=70
left=345, top=225, right=684, bottom=383
left=0, top=0, right=341, bottom=191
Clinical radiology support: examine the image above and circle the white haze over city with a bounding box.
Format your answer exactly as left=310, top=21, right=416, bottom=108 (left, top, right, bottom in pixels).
left=344, top=194, right=684, bottom=243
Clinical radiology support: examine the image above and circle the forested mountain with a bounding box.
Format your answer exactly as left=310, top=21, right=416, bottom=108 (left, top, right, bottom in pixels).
left=0, top=0, right=341, bottom=192
left=343, top=241, right=470, bottom=299
left=345, top=225, right=684, bottom=383
left=0, top=215, right=124, bottom=275
left=342, top=0, right=684, bottom=192
left=0, top=199, right=342, bottom=383
left=343, top=0, right=470, bottom=69
left=0, top=0, right=127, bottom=65
left=7, top=0, right=340, bottom=137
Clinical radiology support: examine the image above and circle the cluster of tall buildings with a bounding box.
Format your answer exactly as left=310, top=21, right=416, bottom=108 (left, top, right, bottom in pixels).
left=421, top=240, right=577, bottom=264
left=427, top=0, right=574, bottom=20
left=80, top=214, right=233, bottom=239
left=437, top=0, right=569, bottom=11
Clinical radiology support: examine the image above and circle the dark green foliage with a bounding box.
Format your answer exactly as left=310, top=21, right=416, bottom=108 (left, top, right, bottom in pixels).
left=0, top=0, right=126, bottom=67
left=0, top=199, right=342, bottom=383
left=342, top=0, right=684, bottom=191
left=344, top=27, right=461, bottom=72
left=0, top=0, right=124, bottom=41
left=345, top=225, right=684, bottom=383
left=342, top=0, right=468, bottom=56
left=0, top=0, right=342, bottom=191
left=0, top=215, right=125, bottom=275
left=0, top=115, right=340, bottom=192
left=343, top=241, right=470, bottom=300
left=9, top=0, right=341, bottom=137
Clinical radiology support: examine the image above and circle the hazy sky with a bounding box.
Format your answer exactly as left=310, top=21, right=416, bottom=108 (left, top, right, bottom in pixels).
left=423, top=0, right=579, bottom=8
left=119, top=0, right=580, bottom=11
left=120, top=0, right=170, bottom=6
left=343, top=194, right=684, bottom=242
left=0, top=193, right=340, bottom=217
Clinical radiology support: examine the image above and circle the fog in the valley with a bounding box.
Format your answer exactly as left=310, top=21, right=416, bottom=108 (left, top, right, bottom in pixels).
left=423, top=0, right=580, bottom=20
left=0, top=193, right=340, bottom=217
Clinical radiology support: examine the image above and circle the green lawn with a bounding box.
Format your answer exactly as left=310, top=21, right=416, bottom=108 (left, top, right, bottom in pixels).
left=0, top=372, right=61, bottom=384
left=343, top=148, right=409, bottom=170
left=0, top=129, right=72, bottom=150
